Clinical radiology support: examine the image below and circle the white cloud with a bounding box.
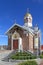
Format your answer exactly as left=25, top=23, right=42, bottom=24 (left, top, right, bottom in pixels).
left=0, top=35, right=7, bottom=37
left=32, top=0, right=43, bottom=3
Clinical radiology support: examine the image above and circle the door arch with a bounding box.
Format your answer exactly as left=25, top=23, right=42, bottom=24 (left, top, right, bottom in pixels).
left=11, top=31, right=20, bottom=50
left=11, top=31, right=23, bottom=51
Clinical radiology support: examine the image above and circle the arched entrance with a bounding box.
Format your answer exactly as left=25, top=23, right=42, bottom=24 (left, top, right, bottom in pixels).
left=11, top=31, right=23, bottom=51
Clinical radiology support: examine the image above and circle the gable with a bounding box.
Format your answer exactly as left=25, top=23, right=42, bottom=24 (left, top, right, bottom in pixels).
left=5, top=23, right=34, bottom=36
left=5, top=24, right=24, bottom=35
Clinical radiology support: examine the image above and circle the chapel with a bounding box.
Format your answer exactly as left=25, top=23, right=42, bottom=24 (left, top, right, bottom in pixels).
left=5, top=11, right=41, bottom=55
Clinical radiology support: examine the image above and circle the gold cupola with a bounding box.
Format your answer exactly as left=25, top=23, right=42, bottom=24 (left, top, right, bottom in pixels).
left=24, top=10, right=32, bottom=27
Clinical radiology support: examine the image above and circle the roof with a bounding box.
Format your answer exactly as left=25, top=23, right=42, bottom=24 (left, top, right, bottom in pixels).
left=5, top=23, right=23, bottom=34
left=23, top=25, right=34, bottom=34
left=5, top=23, right=34, bottom=35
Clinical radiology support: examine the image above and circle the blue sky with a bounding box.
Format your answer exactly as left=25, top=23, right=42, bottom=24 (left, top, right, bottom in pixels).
left=0, top=0, right=43, bottom=45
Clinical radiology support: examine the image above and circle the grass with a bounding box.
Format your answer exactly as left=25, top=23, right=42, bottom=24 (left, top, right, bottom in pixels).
left=18, top=61, right=38, bottom=65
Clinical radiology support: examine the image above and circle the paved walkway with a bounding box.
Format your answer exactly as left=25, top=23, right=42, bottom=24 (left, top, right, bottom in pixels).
left=0, top=60, right=18, bottom=65
left=0, top=50, right=18, bottom=65
left=39, top=59, right=43, bottom=65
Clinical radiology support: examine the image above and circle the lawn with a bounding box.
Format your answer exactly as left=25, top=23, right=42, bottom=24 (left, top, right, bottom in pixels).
left=18, top=61, right=38, bottom=65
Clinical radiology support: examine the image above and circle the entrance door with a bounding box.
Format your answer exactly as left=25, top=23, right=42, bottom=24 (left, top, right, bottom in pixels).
left=13, top=40, right=18, bottom=50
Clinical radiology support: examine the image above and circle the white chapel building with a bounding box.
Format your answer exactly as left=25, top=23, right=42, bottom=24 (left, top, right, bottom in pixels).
left=5, top=11, right=41, bottom=55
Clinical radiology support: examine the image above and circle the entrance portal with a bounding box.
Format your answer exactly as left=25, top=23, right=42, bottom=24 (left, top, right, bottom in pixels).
left=13, top=40, right=18, bottom=50
left=12, top=31, right=23, bottom=51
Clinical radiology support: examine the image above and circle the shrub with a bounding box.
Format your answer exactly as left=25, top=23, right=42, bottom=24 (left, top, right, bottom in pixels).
left=40, top=54, right=43, bottom=58
left=10, top=55, right=15, bottom=59
left=42, top=52, right=43, bottom=54
left=10, top=52, right=36, bottom=60
left=18, top=61, right=38, bottom=65
left=30, top=56, right=36, bottom=59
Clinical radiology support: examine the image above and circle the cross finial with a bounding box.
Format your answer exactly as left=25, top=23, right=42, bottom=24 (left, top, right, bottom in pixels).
left=14, top=19, right=16, bottom=24
left=36, top=24, right=38, bottom=27
left=27, top=8, right=29, bottom=13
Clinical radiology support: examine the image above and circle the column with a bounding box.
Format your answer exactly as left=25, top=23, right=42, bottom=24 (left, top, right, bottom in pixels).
left=11, top=37, right=13, bottom=50
left=18, top=37, right=23, bottom=52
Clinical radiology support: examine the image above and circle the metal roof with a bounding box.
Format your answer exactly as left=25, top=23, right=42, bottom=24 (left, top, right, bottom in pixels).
left=5, top=23, right=34, bottom=35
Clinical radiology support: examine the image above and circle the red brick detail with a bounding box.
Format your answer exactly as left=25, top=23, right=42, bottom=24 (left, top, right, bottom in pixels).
left=29, top=33, right=34, bottom=52
left=8, top=37, right=11, bottom=50
left=22, top=34, right=29, bottom=51
left=41, top=45, right=43, bottom=50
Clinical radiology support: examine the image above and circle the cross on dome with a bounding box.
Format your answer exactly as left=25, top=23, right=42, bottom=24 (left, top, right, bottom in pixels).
left=14, top=19, right=16, bottom=24
left=27, top=8, right=30, bottom=13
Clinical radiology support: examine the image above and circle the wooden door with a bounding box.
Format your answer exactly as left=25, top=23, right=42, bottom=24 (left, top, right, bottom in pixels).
left=13, top=40, right=18, bottom=50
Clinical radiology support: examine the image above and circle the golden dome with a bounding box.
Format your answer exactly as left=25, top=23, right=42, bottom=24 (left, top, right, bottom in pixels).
left=25, top=13, right=30, bottom=16
left=24, top=13, right=32, bottom=19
